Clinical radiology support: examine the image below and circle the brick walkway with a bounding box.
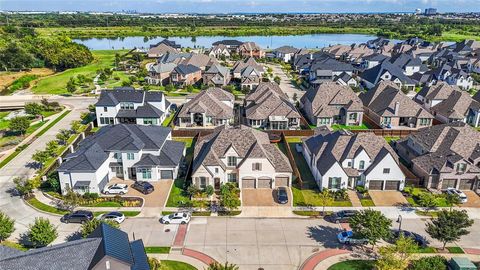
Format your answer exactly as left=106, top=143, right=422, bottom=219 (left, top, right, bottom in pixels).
left=173, top=224, right=188, bottom=247
left=182, top=248, right=217, bottom=266
left=299, top=249, right=351, bottom=270
left=464, top=248, right=480, bottom=255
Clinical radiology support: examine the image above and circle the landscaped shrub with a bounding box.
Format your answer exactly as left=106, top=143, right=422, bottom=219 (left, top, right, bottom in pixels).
left=82, top=192, right=99, bottom=200
left=409, top=256, right=447, bottom=270
left=332, top=189, right=349, bottom=201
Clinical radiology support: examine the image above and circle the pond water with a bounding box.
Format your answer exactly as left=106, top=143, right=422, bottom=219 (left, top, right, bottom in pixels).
left=74, top=33, right=392, bottom=50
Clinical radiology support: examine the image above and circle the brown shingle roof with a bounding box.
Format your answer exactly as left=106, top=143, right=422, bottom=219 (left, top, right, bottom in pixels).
left=178, top=88, right=234, bottom=119
left=245, top=82, right=300, bottom=120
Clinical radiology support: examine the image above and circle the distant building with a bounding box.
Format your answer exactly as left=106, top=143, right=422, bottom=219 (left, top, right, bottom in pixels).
left=424, top=8, right=437, bottom=16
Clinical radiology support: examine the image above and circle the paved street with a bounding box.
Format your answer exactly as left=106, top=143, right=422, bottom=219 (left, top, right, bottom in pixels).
left=267, top=64, right=305, bottom=101
left=0, top=96, right=94, bottom=242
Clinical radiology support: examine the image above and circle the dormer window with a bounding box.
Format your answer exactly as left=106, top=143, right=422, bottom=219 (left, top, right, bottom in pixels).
left=359, top=161, right=365, bottom=170
left=457, top=163, right=467, bottom=173
left=227, top=156, right=237, bottom=167
left=347, top=161, right=352, bottom=167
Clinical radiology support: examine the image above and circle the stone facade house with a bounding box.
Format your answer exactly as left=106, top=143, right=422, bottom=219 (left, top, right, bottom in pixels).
left=202, top=64, right=231, bottom=86
left=239, top=42, right=265, bottom=58
left=170, top=64, right=202, bottom=86
left=191, top=126, right=292, bottom=190
left=300, top=82, right=364, bottom=127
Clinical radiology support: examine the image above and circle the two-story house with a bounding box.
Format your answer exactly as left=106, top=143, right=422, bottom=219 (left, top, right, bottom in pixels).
left=202, top=64, right=231, bottom=86
left=95, top=88, right=171, bottom=127
left=239, top=42, right=265, bottom=58
left=191, top=126, right=292, bottom=190
left=360, top=81, right=433, bottom=129
left=360, top=61, right=416, bottom=91
left=209, top=44, right=231, bottom=59
left=176, top=87, right=235, bottom=128
left=302, top=129, right=406, bottom=190
left=415, top=82, right=459, bottom=110
left=300, top=82, right=364, bottom=127
left=308, top=58, right=356, bottom=86
left=244, top=82, right=301, bottom=130
left=170, top=64, right=202, bottom=86
left=57, top=124, right=185, bottom=194
left=272, top=46, right=299, bottom=63
left=430, top=90, right=480, bottom=127
left=396, top=122, right=480, bottom=191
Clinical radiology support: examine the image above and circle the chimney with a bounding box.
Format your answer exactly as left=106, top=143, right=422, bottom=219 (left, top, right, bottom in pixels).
left=394, top=102, right=400, bottom=116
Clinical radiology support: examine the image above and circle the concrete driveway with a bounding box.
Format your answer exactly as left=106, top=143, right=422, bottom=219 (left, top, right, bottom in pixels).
left=461, top=191, right=480, bottom=208
left=242, top=189, right=291, bottom=207
left=184, top=217, right=343, bottom=270
left=369, top=191, right=408, bottom=206
left=108, top=178, right=173, bottom=207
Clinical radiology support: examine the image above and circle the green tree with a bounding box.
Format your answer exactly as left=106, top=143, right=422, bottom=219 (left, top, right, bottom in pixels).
left=32, top=150, right=50, bottom=169
left=9, top=116, right=30, bottom=135
left=204, top=185, right=215, bottom=197
left=186, top=184, right=201, bottom=199
left=445, top=193, right=461, bottom=210
left=349, top=209, right=392, bottom=248
left=207, top=262, right=239, bottom=270
left=62, top=188, right=82, bottom=211
left=70, top=120, right=82, bottom=134
left=27, top=217, right=58, bottom=247
left=410, top=256, right=447, bottom=270
left=56, top=129, right=71, bottom=145
left=66, top=77, right=76, bottom=93
left=418, top=192, right=438, bottom=210
left=165, top=83, right=175, bottom=92
left=273, top=76, right=281, bottom=84
left=13, top=177, right=40, bottom=197
left=0, top=42, right=34, bottom=71
left=375, top=234, right=418, bottom=270
left=219, top=183, right=241, bottom=211
left=426, top=209, right=474, bottom=249
left=317, top=189, right=334, bottom=215
left=45, top=140, right=59, bottom=156
left=186, top=85, right=195, bottom=93
left=0, top=211, right=15, bottom=243
left=81, top=219, right=119, bottom=238
left=24, top=102, right=44, bottom=119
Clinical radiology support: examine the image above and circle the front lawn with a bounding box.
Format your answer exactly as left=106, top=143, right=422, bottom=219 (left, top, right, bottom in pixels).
left=158, top=260, right=196, bottom=270
left=405, top=188, right=451, bottom=207
left=292, top=187, right=353, bottom=207
left=26, top=197, right=69, bottom=215
left=328, top=260, right=375, bottom=270
left=360, top=198, right=375, bottom=207
left=166, top=177, right=191, bottom=207
left=145, top=246, right=171, bottom=254
left=446, top=246, right=464, bottom=254
left=384, top=136, right=400, bottom=144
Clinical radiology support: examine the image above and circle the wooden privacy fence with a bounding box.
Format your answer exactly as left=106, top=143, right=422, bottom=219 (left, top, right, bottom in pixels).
left=280, top=132, right=304, bottom=188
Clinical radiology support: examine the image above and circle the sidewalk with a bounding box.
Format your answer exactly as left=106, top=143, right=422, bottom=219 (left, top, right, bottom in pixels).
left=347, top=190, right=362, bottom=207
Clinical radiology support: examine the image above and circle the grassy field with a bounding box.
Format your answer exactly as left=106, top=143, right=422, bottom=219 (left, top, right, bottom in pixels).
left=0, top=68, right=54, bottom=91
left=327, top=260, right=375, bottom=270
left=31, top=50, right=127, bottom=94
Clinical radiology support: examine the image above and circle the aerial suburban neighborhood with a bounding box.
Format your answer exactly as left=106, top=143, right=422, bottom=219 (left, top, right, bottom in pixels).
left=2, top=3, right=480, bottom=270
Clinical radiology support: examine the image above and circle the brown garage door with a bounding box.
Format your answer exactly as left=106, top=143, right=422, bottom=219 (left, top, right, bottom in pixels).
left=257, top=177, right=272, bottom=189
left=459, top=179, right=475, bottom=190
left=369, top=180, right=383, bottom=190
left=385, top=181, right=400, bottom=190
left=242, top=178, right=255, bottom=189
left=275, top=177, right=289, bottom=187
left=442, top=179, right=457, bottom=189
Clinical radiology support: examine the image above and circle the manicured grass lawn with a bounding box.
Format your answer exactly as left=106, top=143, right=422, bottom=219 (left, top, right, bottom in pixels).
left=415, top=210, right=439, bottom=218
left=360, top=198, right=375, bottom=207
left=217, top=211, right=242, bottom=216
left=327, top=260, right=375, bottom=270
left=162, top=113, right=175, bottom=127
left=285, top=136, right=304, bottom=143
left=166, top=178, right=191, bottom=207
left=26, top=197, right=69, bottom=215
left=1, top=241, right=28, bottom=251
left=31, top=50, right=127, bottom=94
left=145, top=246, right=171, bottom=254
left=293, top=210, right=332, bottom=216
left=160, top=260, right=197, bottom=270
left=331, top=123, right=370, bottom=130
left=406, top=188, right=450, bottom=207
left=384, top=136, right=400, bottom=144
left=85, top=201, right=123, bottom=207
left=192, top=211, right=211, bottom=216
left=292, top=187, right=352, bottom=207
left=35, top=110, right=71, bottom=137
left=447, top=246, right=464, bottom=254
left=414, top=246, right=437, bottom=253
left=93, top=211, right=140, bottom=217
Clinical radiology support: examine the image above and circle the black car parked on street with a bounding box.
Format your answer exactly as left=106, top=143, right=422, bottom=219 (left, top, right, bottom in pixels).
left=62, top=210, right=94, bottom=224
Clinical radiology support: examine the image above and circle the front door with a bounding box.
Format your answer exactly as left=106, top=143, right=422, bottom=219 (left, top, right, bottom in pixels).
left=128, top=167, right=137, bottom=180
left=214, top=178, right=221, bottom=190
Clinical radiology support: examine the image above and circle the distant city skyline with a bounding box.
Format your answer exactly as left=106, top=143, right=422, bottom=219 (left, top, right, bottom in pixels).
left=1, top=0, right=479, bottom=13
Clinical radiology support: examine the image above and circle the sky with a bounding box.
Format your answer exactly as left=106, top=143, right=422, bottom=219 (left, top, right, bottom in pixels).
left=0, top=0, right=479, bottom=13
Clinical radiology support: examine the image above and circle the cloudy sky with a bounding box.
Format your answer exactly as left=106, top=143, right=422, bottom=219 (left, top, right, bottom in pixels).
left=0, top=0, right=478, bottom=13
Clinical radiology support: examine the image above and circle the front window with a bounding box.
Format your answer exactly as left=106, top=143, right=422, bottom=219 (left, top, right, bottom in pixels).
left=383, top=117, right=392, bottom=125
left=359, top=161, right=365, bottom=170
left=457, top=163, right=467, bottom=173
left=199, top=177, right=207, bottom=188
left=142, top=168, right=152, bottom=179
left=349, top=113, right=357, bottom=120
left=383, top=168, right=390, bottom=174
left=103, top=107, right=108, bottom=112
left=227, top=156, right=237, bottom=167
left=127, top=153, right=135, bottom=160
left=252, top=163, right=262, bottom=171
left=143, top=118, right=158, bottom=125
left=318, top=118, right=331, bottom=125
left=419, top=118, right=430, bottom=126
left=328, top=177, right=341, bottom=189
left=227, top=173, right=237, bottom=182
left=120, top=102, right=134, bottom=110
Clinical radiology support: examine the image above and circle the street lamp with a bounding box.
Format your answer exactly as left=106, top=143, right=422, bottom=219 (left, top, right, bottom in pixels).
left=396, top=214, right=403, bottom=231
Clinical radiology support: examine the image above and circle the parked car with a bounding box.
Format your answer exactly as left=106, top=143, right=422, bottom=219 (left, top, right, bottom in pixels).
left=276, top=187, right=288, bottom=204
left=160, top=212, right=191, bottom=224
left=98, top=211, right=125, bottom=224
left=391, top=230, right=426, bottom=246
left=103, top=183, right=128, bottom=195
left=445, top=188, right=468, bottom=203
left=337, top=230, right=368, bottom=245
left=327, top=210, right=358, bottom=223
left=131, top=181, right=154, bottom=194
left=62, top=210, right=94, bottom=224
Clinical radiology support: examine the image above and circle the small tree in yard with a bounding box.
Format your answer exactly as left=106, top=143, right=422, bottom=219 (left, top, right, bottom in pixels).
left=410, top=256, right=447, bottom=270
left=9, top=116, right=30, bottom=136
left=186, top=184, right=201, bottom=199
left=418, top=192, right=438, bottom=210
left=81, top=219, right=119, bottom=238
left=426, top=209, right=474, bottom=250
left=349, top=209, right=392, bottom=249
left=0, top=211, right=15, bottom=243
left=204, top=185, right=215, bottom=197
left=375, top=234, right=418, bottom=270
left=32, top=150, right=50, bottom=169
left=56, top=129, right=71, bottom=145
left=274, top=76, right=281, bottom=84
left=62, top=188, right=82, bottom=211
left=207, top=262, right=239, bottom=270
left=27, top=217, right=58, bottom=247
left=317, top=189, right=334, bottom=216
left=66, top=77, right=76, bottom=93
left=13, top=177, right=40, bottom=197
left=70, top=120, right=82, bottom=134
left=219, top=183, right=241, bottom=211
left=445, top=193, right=461, bottom=211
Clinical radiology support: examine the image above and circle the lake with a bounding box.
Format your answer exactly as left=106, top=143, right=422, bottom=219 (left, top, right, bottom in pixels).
left=74, top=34, right=390, bottom=51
